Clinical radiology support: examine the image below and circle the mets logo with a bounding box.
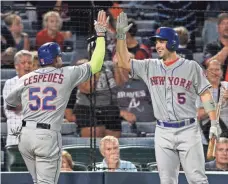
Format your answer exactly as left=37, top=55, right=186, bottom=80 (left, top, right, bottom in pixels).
left=156, top=28, right=160, bottom=34
left=40, top=59, right=44, bottom=63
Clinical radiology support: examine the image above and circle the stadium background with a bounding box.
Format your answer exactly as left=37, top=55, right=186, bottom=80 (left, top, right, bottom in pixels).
left=1, top=1, right=228, bottom=184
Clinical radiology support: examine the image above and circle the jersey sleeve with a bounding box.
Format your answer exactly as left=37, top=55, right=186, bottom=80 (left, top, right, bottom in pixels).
left=5, top=81, right=23, bottom=107
left=193, top=62, right=211, bottom=95
left=131, top=59, right=150, bottom=81
left=68, top=63, right=92, bottom=89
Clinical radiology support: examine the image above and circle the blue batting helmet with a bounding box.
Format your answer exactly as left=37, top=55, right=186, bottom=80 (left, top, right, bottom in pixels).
left=150, top=27, right=179, bottom=51
left=38, top=42, right=62, bottom=66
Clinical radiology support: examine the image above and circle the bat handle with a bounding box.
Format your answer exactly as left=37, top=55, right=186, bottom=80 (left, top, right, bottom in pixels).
left=207, top=136, right=216, bottom=160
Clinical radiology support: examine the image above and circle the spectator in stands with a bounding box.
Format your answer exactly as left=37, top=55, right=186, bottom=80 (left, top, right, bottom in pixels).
left=116, top=53, right=156, bottom=134
left=61, top=150, right=73, bottom=171
left=36, top=11, right=71, bottom=50
left=203, top=13, right=228, bottom=81
left=96, top=135, right=137, bottom=171
left=174, top=26, right=193, bottom=60
left=30, top=51, right=40, bottom=71
left=28, top=0, right=63, bottom=30
left=126, top=18, right=152, bottom=59
left=202, top=2, right=228, bottom=48
left=4, top=14, right=30, bottom=51
left=67, top=38, right=126, bottom=138
left=2, top=50, right=33, bottom=147
left=1, top=14, right=30, bottom=66
left=197, top=60, right=228, bottom=143
left=205, top=131, right=228, bottom=171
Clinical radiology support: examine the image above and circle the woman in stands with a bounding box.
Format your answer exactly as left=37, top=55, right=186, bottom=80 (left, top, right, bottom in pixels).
left=36, top=11, right=71, bottom=50
left=4, top=14, right=30, bottom=51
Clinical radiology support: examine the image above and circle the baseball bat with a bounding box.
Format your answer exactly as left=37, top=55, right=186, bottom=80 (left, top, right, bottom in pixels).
left=207, top=136, right=216, bottom=160
left=206, top=85, right=224, bottom=160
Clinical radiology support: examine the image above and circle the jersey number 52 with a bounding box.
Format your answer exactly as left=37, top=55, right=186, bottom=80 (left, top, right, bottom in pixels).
left=29, top=87, right=57, bottom=111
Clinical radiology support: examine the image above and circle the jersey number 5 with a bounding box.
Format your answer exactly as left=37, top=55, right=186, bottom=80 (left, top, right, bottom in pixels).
left=29, top=87, right=57, bottom=111
left=177, top=93, right=186, bottom=104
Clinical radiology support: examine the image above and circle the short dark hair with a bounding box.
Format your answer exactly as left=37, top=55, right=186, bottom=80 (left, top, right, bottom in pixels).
left=217, top=13, right=228, bottom=25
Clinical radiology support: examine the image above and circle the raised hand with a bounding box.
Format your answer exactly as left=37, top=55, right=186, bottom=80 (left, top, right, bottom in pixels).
left=116, top=12, right=133, bottom=40
left=209, top=122, right=222, bottom=140
left=94, top=10, right=109, bottom=37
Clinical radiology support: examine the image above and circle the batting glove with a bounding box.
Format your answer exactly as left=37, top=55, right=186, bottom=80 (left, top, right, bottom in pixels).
left=209, top=120, right=222, bottom=139
left=116, top=12, right=133, bottom=40
left=94, top=11, right=109, bottom=37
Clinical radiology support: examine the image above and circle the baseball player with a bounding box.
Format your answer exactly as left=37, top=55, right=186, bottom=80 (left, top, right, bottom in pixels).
left=115, top=12, right=221, bottom=184
left=5, top=10, right=109, bottom=184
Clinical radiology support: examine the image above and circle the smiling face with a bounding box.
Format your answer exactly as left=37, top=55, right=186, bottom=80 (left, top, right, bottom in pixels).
left=206, top=60, right=223, bottom=84
left=155, top=39, right=170, bottom=59
left=15, top=55, right=33, bottom=77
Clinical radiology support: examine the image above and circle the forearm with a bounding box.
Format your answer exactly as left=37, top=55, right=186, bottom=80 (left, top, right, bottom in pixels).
left=200, top=90, right=216, bottom=122
left=89, top=37, right=105, bottom=74
left=197, top=108, right=208, bottom=121
left=64, top=108, right=76, bottom=122
left=206, top=47, right=228, bottom=65
left=114, top=65, right=129, bottom=86
left=116, top=39, right=131, bottom=71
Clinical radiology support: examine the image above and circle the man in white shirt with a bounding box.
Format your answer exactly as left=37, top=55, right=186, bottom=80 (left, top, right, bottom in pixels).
left=2, top=50, right=33, bottom=147
left=96, top=136, right=137, bottom=172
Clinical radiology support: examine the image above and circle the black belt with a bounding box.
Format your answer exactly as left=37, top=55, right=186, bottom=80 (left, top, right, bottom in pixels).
left=22, top=120, right=51, bottom=130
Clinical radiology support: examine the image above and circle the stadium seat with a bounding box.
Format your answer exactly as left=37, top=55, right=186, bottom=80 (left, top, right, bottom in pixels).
left=1, top=122, right=7, bottom=136
left=1, top=105, right=6, bottom=120
left=147, top=162, right=158, bottom=171
left=119, top=145, right=156, bottom=168
left=119, top=137, right=154, bottom=147
left=1, top=150, right=5, bottom=171
left=121, top=121, right=132, bottom=133
left=121, top=132, right=138, bottom=137
left=135, top=20, right=157, bottom=31
left=61, top=123, right=77, bottom=136
left=73, top=161, right=88, bottom=171
left=62, top=137, right=101, bottom=146
left=193, top=52, right=203, bottom=64
left=1, top=122, right=7, bottom=149
left=1, top=69, right=16, bottom=79
left=5, top=145, right=27, bottom=171
left=62, top=136, right=78, bottom=146
left=136, top=122, right=156, bottom=134
left=62, top=51, right=76, bottom=65
left=1, top=80, right=6, bottom=93
left=62, top=145, right=103, bottom=165
left=132, top=162, right=142, bottom=171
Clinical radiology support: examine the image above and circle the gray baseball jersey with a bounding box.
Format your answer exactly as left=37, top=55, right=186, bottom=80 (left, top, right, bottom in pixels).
left=5, top=63, right=91, bottom=184
left=131, top=58, right=211, bottom=121
left=5, top=63, right=91, bottom=131
left=131, top=58, right=210, bottom=184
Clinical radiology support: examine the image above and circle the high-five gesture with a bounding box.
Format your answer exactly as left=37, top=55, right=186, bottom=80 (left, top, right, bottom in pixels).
left=94, top=10, right=109, bottom=37
left=116, top=12, right=133, bottom=40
